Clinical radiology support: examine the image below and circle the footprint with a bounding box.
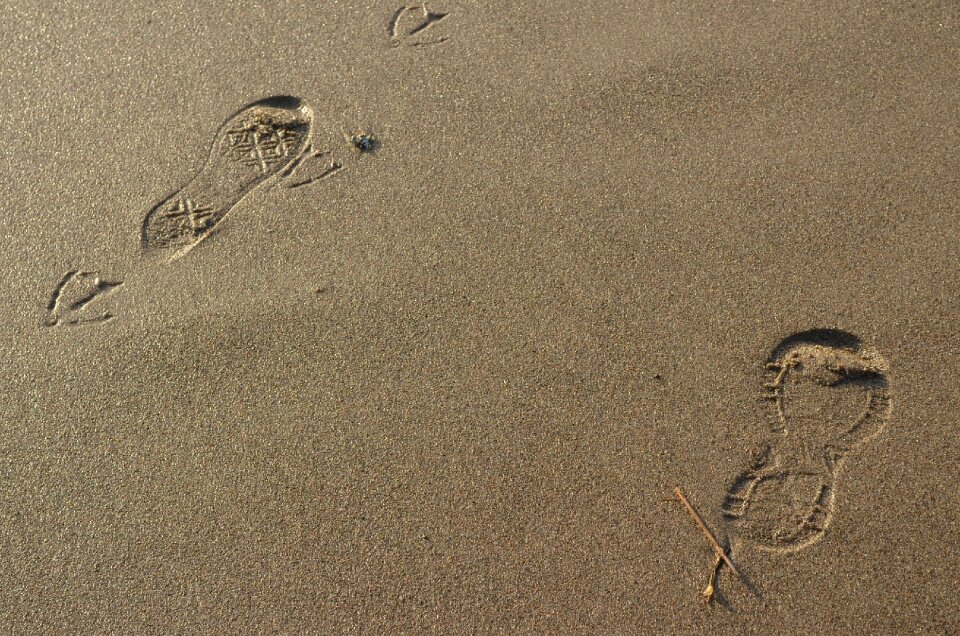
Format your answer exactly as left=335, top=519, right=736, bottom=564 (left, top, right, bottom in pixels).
left=722, top=329, right=892, bottom=552
left=277, top=144, right=344, bottom=189
left=43, top=269, right=123, bottom=327
left=141, top=96, right=313, bottom=260
left=389, top=4, right=451, bottom=47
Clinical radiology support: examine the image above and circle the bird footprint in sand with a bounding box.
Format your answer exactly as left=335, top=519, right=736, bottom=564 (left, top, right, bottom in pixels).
left=722, top=329, right=892, bottom=552
left=43, top=269, right=123, bottom=327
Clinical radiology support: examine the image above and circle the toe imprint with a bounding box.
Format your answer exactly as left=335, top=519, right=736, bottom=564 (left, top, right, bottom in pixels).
left=725, top=329, right=892, bottom=552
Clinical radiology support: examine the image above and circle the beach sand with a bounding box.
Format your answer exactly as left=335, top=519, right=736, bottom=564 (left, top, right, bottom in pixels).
left=1, top=1, right=958, bottom=632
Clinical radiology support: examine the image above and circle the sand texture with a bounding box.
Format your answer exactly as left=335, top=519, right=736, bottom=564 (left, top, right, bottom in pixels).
left=1, top=1, right=959, bottom=633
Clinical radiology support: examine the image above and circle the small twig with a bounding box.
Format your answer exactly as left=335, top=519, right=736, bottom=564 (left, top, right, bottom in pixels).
left=673, top=486, right=740, bottom=579
left=702, top=552, right=723, bottom=604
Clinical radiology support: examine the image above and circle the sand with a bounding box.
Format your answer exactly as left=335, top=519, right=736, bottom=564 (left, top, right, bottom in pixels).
left=1, top=1, right=958, bottom=633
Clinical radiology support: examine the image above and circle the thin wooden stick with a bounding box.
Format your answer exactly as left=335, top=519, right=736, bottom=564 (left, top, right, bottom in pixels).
left=673, top=486, right=740, bottom=578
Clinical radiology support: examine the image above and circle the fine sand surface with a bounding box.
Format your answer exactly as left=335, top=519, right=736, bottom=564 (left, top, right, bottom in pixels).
left=1, top=1, right=959, bottom=633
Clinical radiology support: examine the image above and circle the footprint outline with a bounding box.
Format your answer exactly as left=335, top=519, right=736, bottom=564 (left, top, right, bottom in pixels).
left=723, top=329, right=892, bottom=552
left=140, top=95, right=314, bottom=261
